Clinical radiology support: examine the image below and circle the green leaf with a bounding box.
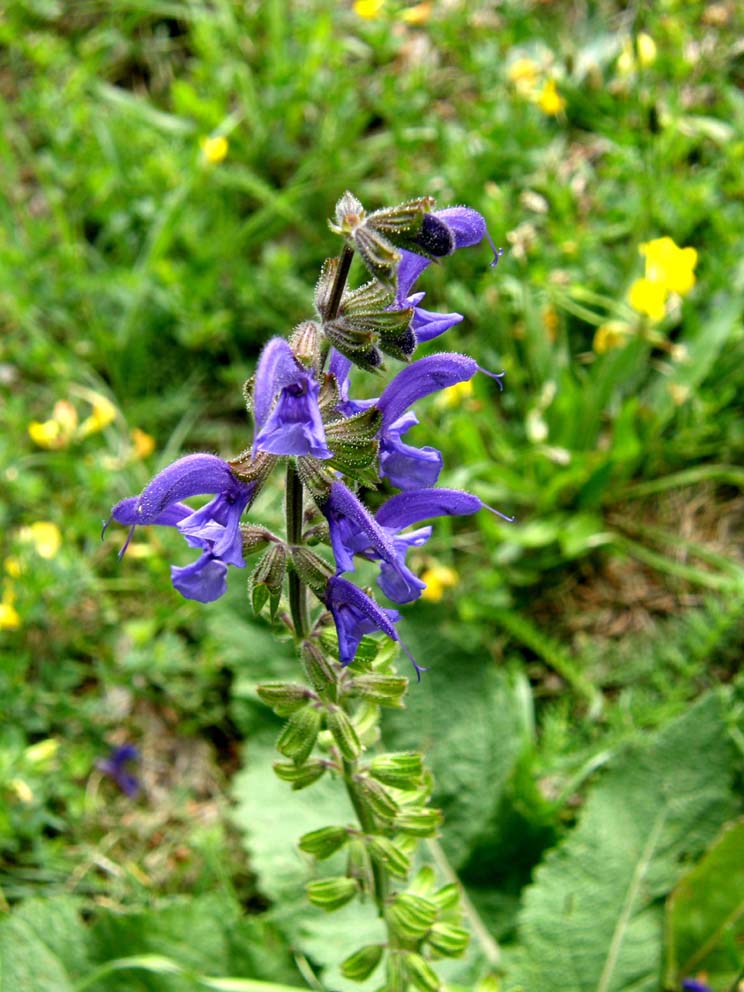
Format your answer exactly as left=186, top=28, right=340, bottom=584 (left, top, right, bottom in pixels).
left=507, top=694, right=737, bottom=992
left=665, top=817, right=744, bottom=990
left=383, top=620, right=533, bottom=868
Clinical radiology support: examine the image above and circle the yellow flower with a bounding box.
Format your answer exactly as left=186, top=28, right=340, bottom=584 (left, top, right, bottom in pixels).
left=628, top=277, right=667, bottom=321
left=0, top=598, right=20, bottom=630
left=78, top=393, right=117, bottom=437
left=9, top=778, right=33, bottom=803
left=640, top=237, right=697, bottom=295
left=131, top=427, right=156, bottom=459
left=436, top=380, right=473, bottom=409
left=593, top=321, right=632, bottom=354
left=200, top=135, right=229, bottom=165
left=19, top=522, right=62, bottom=560
left=24, top=738, right=59, bottom=767
left=508, top=57, right=540, bottom=91
left=537, top=78, right=566, bottom=116
left=636, top=33, right=657, bottom=67
left=399, top=2, right=430, bottom=24
left=420, top=565, right=458, bottom=603
left=353, top=0, right=385, bottom=17
left=28, top=399, right=79, bottom=449
left=4, top=556, right=21, bottom=578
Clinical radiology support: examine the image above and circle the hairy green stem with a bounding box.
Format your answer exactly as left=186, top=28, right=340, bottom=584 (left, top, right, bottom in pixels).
left=285, top=462, right=308, bottom=639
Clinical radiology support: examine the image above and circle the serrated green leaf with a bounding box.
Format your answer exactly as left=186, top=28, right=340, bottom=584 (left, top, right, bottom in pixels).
left=665, top=817, right=744, bottom=990
left=508, top=694, right=736, bottom=992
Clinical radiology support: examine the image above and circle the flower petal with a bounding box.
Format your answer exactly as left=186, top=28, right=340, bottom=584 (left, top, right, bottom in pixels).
left=377, top=353, right=478, bottom=430
left=375, top=488, right=483, bottom=531
left=252, top=337, right=301, bottom=430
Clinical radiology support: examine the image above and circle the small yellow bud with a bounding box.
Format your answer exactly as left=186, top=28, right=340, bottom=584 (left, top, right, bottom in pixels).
left=593, top=321, right=632, bottom=354
left=131, top=427, right=156, bottom=459
left=78, top=393, right=117, bottom=437
left=29, top=419, right=63, bottom=448
left=636, top=33, right=657, bottom=67
left=4, top=556, right=21, bottom=578
left=9, top=778, right=34, bottom=803
left=353, top=0, right=385, bottom=17
left=508, top=58, right=540, bottom=90
left=537, top=79, right=566, bottom=116
left=200, top=135, right=229, bottom=165
left=25, top=738, right=59, bottom=767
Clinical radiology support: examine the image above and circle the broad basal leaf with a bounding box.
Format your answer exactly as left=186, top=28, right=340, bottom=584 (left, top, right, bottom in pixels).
left=508, top=694, right=736, bottom=992
left=665, top=817, right=744, bottom=990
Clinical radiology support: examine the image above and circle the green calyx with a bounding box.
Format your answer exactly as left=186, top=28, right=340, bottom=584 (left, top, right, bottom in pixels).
left=298, top=825, right=349, bottom=860
left=276, top=704, right=321, bottom=765
left=306, top=875, right=358, bottom=911
left=340, top=943, right=384, bottom=982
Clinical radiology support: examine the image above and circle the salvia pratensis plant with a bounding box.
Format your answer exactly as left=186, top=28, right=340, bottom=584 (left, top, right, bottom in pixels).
left=107, top=191, right=509, bottom=991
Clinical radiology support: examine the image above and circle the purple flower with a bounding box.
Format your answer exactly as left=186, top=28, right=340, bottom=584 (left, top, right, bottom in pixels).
left=106, top=454, right=255, bottom=603
left=681, top=982, right=713, bottom=992
left=96, top=744, right=140, bottom=797
left=377, top=354, right=488, bottom=490
left=253, top=338, right=331, bottom=459
left=319, top=481, right=399, bottom=575
left=326, top=576, right=401, bottom=666
left=397, top=206, right=502, bottom=345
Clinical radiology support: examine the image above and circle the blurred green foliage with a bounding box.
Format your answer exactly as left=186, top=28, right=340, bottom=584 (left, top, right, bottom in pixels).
left=1, top=0, right=743, bottom=989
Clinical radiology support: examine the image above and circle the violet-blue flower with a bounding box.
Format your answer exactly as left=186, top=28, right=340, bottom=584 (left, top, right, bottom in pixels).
left=326, top=575, right=401, bottom=666
left=253, top=337, right=331, bottom=459
left=96, top=744, right=140, bottom=797
left=106, top=454, right=255, bottom=603
left=396, top=206, right=503, bottom=345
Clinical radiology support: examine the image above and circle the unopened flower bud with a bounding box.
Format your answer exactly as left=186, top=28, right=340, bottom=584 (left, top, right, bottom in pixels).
left=426, top=922, right=470, bottom=958
left=330, top=191, right=366, bottom=236
left=291, top=546, right=335, bottom=598
left=326, top=705, right=362, bottom=762
left=346, top=837, right=373, bottom=894
left=355, top=775, right=399, bottom=821
left=296, top=456, right=335, bottom=501
left=393, top=806, right=442, bottom=837
left=369, top=752, right=423, bottom=790
left=431, top=883, right=460, bottom=912
left=306, top=875, right=358, bottom=911
left=276, top=704, right=321, bottom=765
left=290, top=320, right=322, bottom=371
left=314, top=257, right=338, bottom=320
left=301, top=639, right=339, bottom=693
left=249, top=542, right=287, bottom=618
left=366, top=835, right=411, bottom=878
left=323, top=316, right=382, bottom=372
left=409, top=865, right=437, bottom=895
left=298, top=825, right=349, bottom=860
left=388, top=893, right=438, bottom=941
left=340, top=943, right=384, bottom=982
left=366, top=196, right=435, bottom=237
left=349, top=673, right=408, bottom=707
left=239, top=524, right=276, bottom=557
left=272, top=759, right=326, bottom=790
left=257, top=682, right=315, bottom=717
left=324, top=406, right=382, bottom=444
left=406, top=952, right=442, bottom=992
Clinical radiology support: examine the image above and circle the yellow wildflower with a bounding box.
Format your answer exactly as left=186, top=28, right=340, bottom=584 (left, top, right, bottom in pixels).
left=4, top=557, right=21, bottom=578
left=537, top=79, right=566, bottom=116
left=640, top=237, right=697, bottom=295
left=420, top=565, right=458, bottom=603
left=28, top=399, right=78, bottom=449
left=593, top=321, right=632, bottom=354
left=200, top=135, right=229, bottom=165
left=131, top=428, right=156, bottom=459
left=399, top=2, right=431, bottom=24
left=436, top=380, right=473, bottom=409
left=353, top=0, right=385, bottom=18
left=78, top=393, right=117, bottom=437
left=25, top=738, right=59, bottom=767
left=0, top=598, right=20, bottom=630
left=508, top=57, right=540, bottom=92
left=19, top=522, right=62, bottom=560
left=628, top=277, right=667, bottom=321
left=636, top=33, right=657, bottom=67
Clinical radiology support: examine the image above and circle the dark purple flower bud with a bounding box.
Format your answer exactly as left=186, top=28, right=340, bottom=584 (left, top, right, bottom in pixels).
left=106, top=454, right=256, bottom=603
left=252, top=338, right=331, bottom=459
left=681, top=982, right=713, bottom=992
left=96, top=744, right=140, bottom=797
